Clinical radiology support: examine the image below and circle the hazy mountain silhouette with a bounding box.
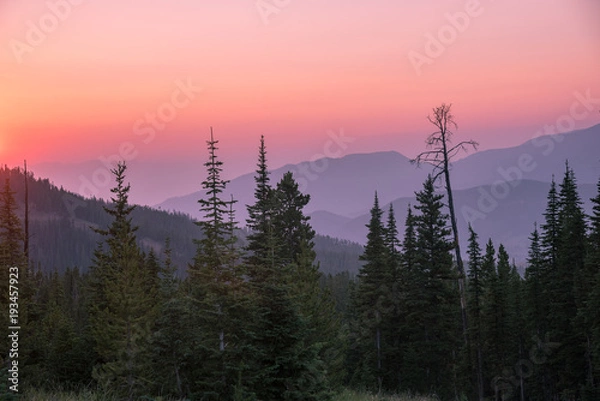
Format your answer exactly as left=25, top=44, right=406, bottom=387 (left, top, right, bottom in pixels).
left=310, top=179, right=598, bottom=266
left=158, top=151, right=433, bottom=222
left=157, top=124, right=600, bottom=227
left=450, top=124, right=600, bottom=189
left=29, top=123, right=600, bottom=266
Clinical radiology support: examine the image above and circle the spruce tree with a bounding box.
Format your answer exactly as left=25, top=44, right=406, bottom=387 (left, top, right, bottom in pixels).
left=273, top=172, right=314, bottom=264
left=0, top=178, right=25, bottom=268
left=523, top=224, right=552, bottom=401
left=541, top=177, right=559, bottom=271
left=485, top=244, right=518, bottom=400
left=151, top=239, right=192, bottom=398
left=584, top=176, right=600, bottom=398
left=525, top=224, right=546, bottom=335
left=352, top=192, right=391, bottom=392
left=245, top=135, right=278, bottom=273
left=550, top=162, right=587, bottom=399
left=404, top=176, right=460, bottom=399
left=478, top=239, right=497, bottom=397
left=466, top=225, right=484, bottom=401
left=401, top=205, right=417, bottom=273
left=244, top=138, right=333, bottom=401
left=273, top=171, right=337, bottom=399
left=188, top=129, right=247, bottom=399
left=88, top=162, right=157, bottom=400
left=0, top=178, right=26, bottom=360
left=383, top=203, right=404, bottom=391
left=583, top=176, right=600, bottom=399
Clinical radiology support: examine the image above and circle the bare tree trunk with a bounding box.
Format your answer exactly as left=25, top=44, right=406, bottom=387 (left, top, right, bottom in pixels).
left=412, top=103, right=479, bottom=398
left=441, top=136, right=469, bottom=348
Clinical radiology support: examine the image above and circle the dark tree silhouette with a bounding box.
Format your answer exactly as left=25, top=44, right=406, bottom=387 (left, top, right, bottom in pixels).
left=411, top=103, right=478, bottom=349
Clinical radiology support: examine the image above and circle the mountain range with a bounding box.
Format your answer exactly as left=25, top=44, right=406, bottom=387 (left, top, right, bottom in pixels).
left=29, top=123, right=600, bottom=266
left=155, top=124, right=600, bottom=264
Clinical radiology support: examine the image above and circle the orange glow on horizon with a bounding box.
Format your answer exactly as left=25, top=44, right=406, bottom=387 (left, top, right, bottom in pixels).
left=0, top=0, right=598, bottom=169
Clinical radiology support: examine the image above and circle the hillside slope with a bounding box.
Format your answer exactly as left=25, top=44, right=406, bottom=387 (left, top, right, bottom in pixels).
left=1, top=167, right=363, bottom=276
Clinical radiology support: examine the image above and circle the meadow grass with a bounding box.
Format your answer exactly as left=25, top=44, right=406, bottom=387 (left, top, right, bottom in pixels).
left=22, top=387, right=436, bottom=401
left=333, top=388, right=436, bottom=401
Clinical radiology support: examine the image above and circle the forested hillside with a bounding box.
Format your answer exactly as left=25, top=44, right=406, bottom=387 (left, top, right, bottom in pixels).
left=0, top=166, right=363, bottom=276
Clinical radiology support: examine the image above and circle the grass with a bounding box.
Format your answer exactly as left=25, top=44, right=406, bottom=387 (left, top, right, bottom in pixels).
left=21, top=388, right=436, bottom=401
left=333, top=389, right=436, bottom=401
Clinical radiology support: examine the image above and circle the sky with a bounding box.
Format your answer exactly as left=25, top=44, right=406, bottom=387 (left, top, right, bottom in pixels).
left=1, top=0, right=599, bottom=199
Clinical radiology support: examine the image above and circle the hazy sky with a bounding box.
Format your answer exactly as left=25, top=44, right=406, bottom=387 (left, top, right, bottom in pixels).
left=1, top=0, right=599, bottom=179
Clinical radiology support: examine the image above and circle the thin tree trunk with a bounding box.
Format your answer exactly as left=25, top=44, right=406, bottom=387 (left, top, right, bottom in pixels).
left=519, top=340, right=525, bottom=401
left=477, top=347, right=484, bottom=401
left=442, top=137, right=469, bottom=347
left=173, top=353, right=183, bottom=396
left=24, top=160, right=29, bottom=266
left=587, top=334, right=595, bottom=388
left=376, top=322, right=382, bottom=394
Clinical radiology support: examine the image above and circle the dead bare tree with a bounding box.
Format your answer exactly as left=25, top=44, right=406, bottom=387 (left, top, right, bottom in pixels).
left=412, top=103, right=479, bottom=395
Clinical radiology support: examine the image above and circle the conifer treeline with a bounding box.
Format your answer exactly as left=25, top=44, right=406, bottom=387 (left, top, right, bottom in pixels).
left=348, top=162, right=600, bottom=400
left=0, top=133, right=599, bottom=400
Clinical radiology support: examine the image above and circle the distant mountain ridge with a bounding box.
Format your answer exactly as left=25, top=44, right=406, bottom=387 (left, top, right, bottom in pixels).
left=154, top=123, right=600, bottom=265
left=0, top=167, right=364, bottom=276
left=310, top=179, right=598, bottom=265
left=157, top=123, right=600, bottom=219
left=27, top=123, right=600, bottom=266
left=158, top=150, right=433, bottom=221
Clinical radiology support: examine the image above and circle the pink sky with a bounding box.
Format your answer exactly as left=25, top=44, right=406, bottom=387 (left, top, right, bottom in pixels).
left=1, top=0, right=599, bottom=179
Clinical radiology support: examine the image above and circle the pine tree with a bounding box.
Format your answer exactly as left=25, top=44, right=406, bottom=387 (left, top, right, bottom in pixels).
left=485, top=244, right=518, bottom=401
left=584, top=176, right=600, bottom=398
left=525, top=224, right=546, bottom=336
left=150, top=239, right=193, bottom=398
left=383, top=203, right=404, bottom=391
left=188, top=129, right=247, bottom=399
left=272, top=171, right=338, bottom=400
left=0, top=178, right=26, bottom=362
left=0, top=178, right=25, bottom=268
left=401, top=205, right=417, bottom=273
left=404, top=176, right=460, bottom=399
left=273, top=172, right=314, bottom=264
left=581, top=180, right=600, bottom=400
left=466, top=225, right=484, bottom=401
left=540, top=177, right=559, bottom=271
left=384, top=204, right=401, bottom=275
left=549, top=162, right=587, bottom=399
left=245, top=135, right=278, bottom=273
left=352, top=192, right=391, bottom=392
left=88, top=162, right=157, bottom=400
left=244, top=138, right=335, bottom=400
left=478, top=239, right=497, bottom=397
